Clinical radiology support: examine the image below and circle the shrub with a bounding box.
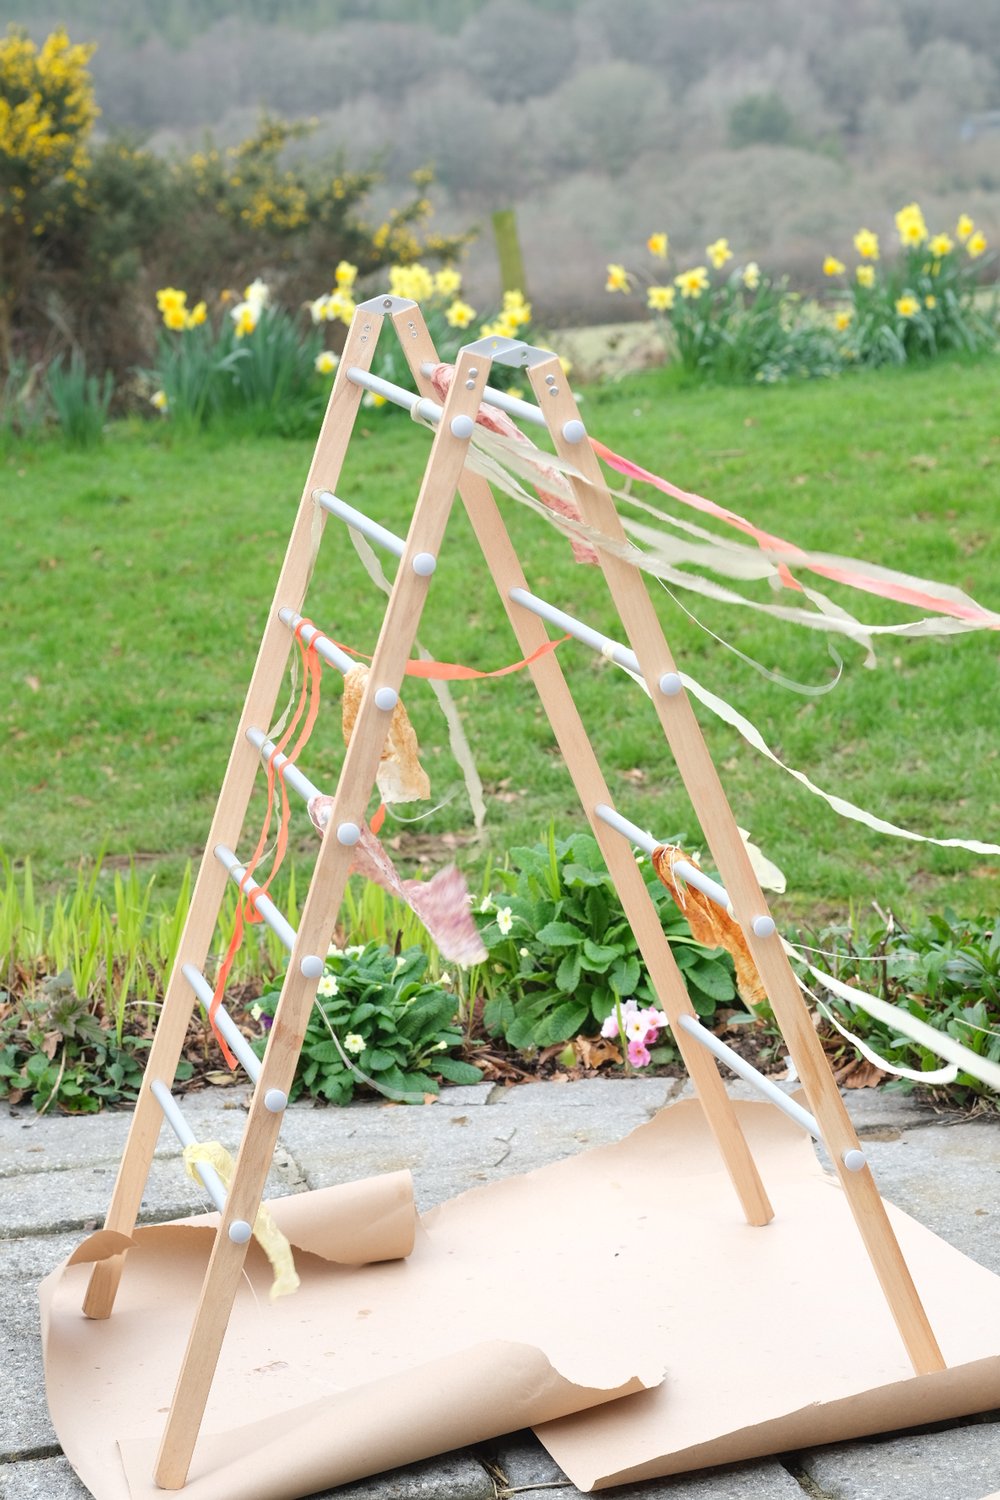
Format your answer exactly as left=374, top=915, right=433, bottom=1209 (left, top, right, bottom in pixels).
left=605, top=236, right=840, bottom=384
left=45, top=351, right=114, bottom=446
left=147, top=276, right=324, bottom=434
left=476, top=829, right=737, bottom=1054
left=310, top=261, right=535, bottom=402
left=253, top=942, right=482, bottom=1105
left=819, top=202, right=996, bottom=366
left=794, top=908, right=1000, bottom=1108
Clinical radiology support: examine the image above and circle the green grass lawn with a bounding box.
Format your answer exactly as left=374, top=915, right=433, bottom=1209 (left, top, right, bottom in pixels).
left=2, top=354, right=999, bottom=933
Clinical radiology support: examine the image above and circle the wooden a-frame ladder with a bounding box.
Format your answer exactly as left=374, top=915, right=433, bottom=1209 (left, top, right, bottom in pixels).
left=84, top=295, right=946, bottom=1492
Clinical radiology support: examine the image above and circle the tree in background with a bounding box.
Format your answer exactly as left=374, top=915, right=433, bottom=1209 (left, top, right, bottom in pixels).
left=0, top=27, right=470, bottom=385
left=0, top=26, right=98, bottom=368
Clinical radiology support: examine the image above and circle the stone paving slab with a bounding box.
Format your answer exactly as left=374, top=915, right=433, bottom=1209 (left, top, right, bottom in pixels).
left=280, top=1076, right=677, bottom=1211
left=1, top=1293, right=55, bottom=1456
left=0, top=1455, right=91, bottom=1499
left=5, top=1080, right=1000, bottom=1500
left=1, top=1147, right=303, bottom=1240
left=820, top=1120, right=1000, bottom=1274
left=800, top=1417, right=1000, bottom=1499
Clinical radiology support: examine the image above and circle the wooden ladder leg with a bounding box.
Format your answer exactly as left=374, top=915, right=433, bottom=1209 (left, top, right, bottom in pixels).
left=83, top=313, right=383, bottom=1321
left=402, top=326, right=773, bottom=1229
left=154, top=343, right=494, bottom=1487
left=531, top=363, right=945, bottom=1377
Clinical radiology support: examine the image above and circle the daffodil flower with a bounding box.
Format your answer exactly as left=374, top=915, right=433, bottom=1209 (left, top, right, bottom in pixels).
left=853, top=228, right=879, bottom=261
left=674, top=265, right=710, bottom=298
left=706, top=237, right=732, bottom=269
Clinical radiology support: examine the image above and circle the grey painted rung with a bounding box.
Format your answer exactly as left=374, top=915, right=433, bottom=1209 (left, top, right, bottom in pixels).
left=182, top=964, right=262, bottom=1083
left=213, top=845, right=297, bottom=952
left=510, top=587, right=640, bottom=671
left=277, top=609, right=354, bottom=675
left=676, top=1015, right=821, bottom=1140
left=315, top=490, right=406, bottom=559
left=150, top=1079, right=229, bottom=1212
left=346, top=365, right=441, bottom=425
left=594, top=804, right=731, bottom=912
left=246, top=727, right=323, bottom=805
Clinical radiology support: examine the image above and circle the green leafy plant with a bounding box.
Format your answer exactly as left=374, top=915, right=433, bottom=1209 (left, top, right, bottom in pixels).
left=476, top=828, right=737, bottom=1053
left=0, top=969, right=188, bottom=1112
left=45, top=351, right=114, bottom=445
left=606, top=242, right=839, bottom=385
left=254, top=942, right=482, bottom=1105
left=793, top=907, right=1000, bottom=1107
left=821, top=202, right=996, bottom=367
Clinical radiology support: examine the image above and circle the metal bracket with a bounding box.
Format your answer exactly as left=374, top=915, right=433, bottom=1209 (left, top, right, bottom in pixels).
left=356, top=294, right=418, bottom=314
left=460, top=334, right=557, bottom=369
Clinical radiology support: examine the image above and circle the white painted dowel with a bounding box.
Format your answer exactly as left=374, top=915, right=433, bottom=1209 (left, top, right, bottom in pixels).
left=277, top=609, right=354, bottom=675
left=181, top=964, right=262, bottom=1083
left=594, top=803, right=732, bottom=912
left=213, top=845, right=297, bottom=952
left=346, top=366, right=443, bottom=423
left=246, top=727, right=323, bottom=804
left=315, top=490, right=406, bottom=559
left=150, top=1079, right=253, bottom=1240
left=417, top=362, right=548, bottom=428
left=510, top=587, right=640, bottom=672
left=676, top=1016, right=822, bottom=1140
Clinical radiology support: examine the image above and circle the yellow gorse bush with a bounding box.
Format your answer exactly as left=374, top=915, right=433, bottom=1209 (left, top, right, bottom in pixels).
left=0, top=26, right=98, bottom=225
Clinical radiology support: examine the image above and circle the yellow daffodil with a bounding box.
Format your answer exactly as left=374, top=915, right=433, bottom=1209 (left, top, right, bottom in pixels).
left=334, top=260, right=357, bottom=289
left=156, top=286, right=187, bottom=315
left=834, top=309, right=853, bottom=331
left=856, top=264, right=876, bottom=289
left=924, top=295, right=936, bottom=309
left=243, top=277, right=270, bottom=311
left=502, top=289, right=532, bottom=327
left=185, top=301, right=207, bottom=329
left=742, top=262, right=761, bottom=290
left=434, top=267, right=462, bottom=297
left=823, top=256, right=845, bottom=277
left=706, top=237, right=732, bottom=269
left=558, top=356, right=573, bottom=376
left=231, top=302, right=258, bottom=338
left=606, top=263, right=632, bottom=293
left=149, top=389, right=169, bottom=412
left=853, top=228, right=879, bottom=260
left=327, top=290, right=355, bottom=325
left=314, top=350, right=339, bottom=374
left=674, top=265, right=710, bottom=298
left=967, top=230, right=987, bottom=258
left=362, top=391, right=387, bottom=409
left=445, top=299, right=477, bottom=329
left=309, top=294, right=331, bottom=323
left=163, top=305, right=188, bottom=331
left=956, top=213, right=974, bottom=242
left=895, top=202, right=927, bottom=246
left=647, top=284, right=675, bottom=311
left=647, top=232, right=668, bottom=259
left=895, top=294, right=920, bottom=318
left=928, top=233, right=953, bottom=257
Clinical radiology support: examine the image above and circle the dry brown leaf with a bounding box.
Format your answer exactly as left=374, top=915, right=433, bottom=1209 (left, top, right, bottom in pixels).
left=575, top=1036, right=622, bottom=1069
left=342, top=665, right=430, bottom=804
left=651, top=844, right=767, bottom=1010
